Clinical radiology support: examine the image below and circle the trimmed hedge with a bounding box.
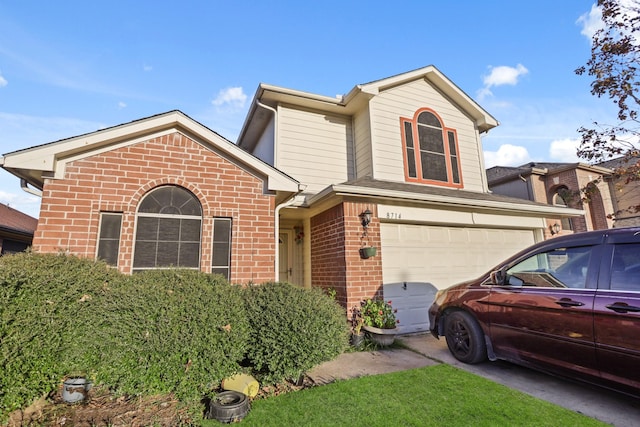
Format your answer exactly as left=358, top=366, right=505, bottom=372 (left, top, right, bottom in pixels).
left=0, top=253, right=350, bottom=421
left=0, top=253, right=248, bottom=419
left=243, top=282, right=350, bottom=384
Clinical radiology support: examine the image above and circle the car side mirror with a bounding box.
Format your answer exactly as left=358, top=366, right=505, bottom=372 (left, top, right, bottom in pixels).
left=490, top=269, right=506, bottom=285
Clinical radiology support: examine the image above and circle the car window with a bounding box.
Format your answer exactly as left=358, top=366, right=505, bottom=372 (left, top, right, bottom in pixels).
left=610, top=243, right=640, bottom=291
left=505, top=246, right=594, bottom=289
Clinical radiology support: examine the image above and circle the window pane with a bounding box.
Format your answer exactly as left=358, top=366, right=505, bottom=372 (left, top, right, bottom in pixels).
left=97, top=240, right=119, bottom=265
left=99, top=213, right=122, bottom=239
left=97, top=213, right=122, bottom=266
left=133, top=242, right=157, bottom=268
left=182, top=219, right=202, bottom=241
left=418, top=126, right=444, bottom=153
left=136, top=217, right=159, bottom=240
left=158, top=218, right=181, bottom=241
left=403, top=121, right=417, bottom=178
left=179, top=243, right=200, bottom=267
left=417, top=111, right=441, bottom=128
left=157, top=242, right=179, bottom=266
left=451, top=159, right=460, bottom=183
left=422, top=152, right=447, bottom=181
left=404, top=121, right=414, bottom=148
left=610, top=243, right=640, bottom=291
left=212, top=218, right=232, bottom=280
left=506, top=246, right=593, bottom=288
left=448, top=131, right=457, bottom=155
left=213, top=242, right=230, bottom=266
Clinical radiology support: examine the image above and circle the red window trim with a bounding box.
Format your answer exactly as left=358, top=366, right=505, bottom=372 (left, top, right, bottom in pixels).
left=399, top=107, right=463, bottom=188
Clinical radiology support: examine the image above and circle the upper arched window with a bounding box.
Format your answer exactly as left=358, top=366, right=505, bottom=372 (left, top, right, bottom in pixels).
left=552, top=188, right=574, bottom=231
left=400, top=108, right=462, bottom=187
left=133, top=185, right=202, bottom=272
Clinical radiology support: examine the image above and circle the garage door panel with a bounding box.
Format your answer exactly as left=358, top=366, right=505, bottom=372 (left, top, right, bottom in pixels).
left=383, top=282, right=438, bottom=334
left=381, top=223, right=536, bottom=333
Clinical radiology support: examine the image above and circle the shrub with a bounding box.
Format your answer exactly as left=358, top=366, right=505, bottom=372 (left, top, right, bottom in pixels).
left=0, top=252, right=121, bottom=418
left=0, top=253, right=250, bottom=421
left=243, top=282, right=349, bottom=384
left=103, top=269, right=250, bottom=401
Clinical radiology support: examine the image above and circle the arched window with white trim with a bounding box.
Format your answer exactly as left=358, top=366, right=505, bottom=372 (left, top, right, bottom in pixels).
left=133, top=185, right=202, bottom=272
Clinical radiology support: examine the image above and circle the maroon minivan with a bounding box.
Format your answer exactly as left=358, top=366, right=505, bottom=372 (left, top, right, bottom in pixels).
left=429, top=227, right=640, bottom=396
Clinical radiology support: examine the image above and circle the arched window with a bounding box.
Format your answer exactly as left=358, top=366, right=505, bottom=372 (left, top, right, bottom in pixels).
left=553, top=188, right=573, bottom=231
left=400, top=108, right=461, bottom=187
left=133, top=185, right=202, bottom=272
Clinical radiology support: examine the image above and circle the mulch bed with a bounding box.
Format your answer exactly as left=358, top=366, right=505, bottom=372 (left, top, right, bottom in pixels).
left=5, top=377, right=316, bottom=426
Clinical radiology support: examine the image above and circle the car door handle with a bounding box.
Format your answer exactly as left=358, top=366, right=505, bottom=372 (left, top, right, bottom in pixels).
left=554, top=298, right=584, bottom=308
left=605, top=303, right=640, bottom=313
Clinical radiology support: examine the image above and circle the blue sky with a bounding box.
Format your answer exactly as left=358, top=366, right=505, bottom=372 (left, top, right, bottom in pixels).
left=0, top=1, right=613, bottom=218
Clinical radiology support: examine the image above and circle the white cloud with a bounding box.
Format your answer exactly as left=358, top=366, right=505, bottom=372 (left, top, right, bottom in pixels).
left=549, top=138, right=581, bottom=162
left=143, top=64, right=153, bottom=72
left=118, top=101, right=127, bottom=109
left=484, top=144, right=531, bottom=167
left=577, top=4, right=604, bottom=39
left=478, top=64, right=528, bottom=100
left=211, top=87, right=247, bottom=109
left=0, top=72, right=7, bottom=87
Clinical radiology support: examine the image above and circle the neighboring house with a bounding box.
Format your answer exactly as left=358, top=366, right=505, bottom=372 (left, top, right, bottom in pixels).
left=598, top=156, right=640, bottom=228
left=486, top=162, right=616, bottom=237
left=1, top=66, right=582, bottom=333
left=0, top=203, right=38, bottom=255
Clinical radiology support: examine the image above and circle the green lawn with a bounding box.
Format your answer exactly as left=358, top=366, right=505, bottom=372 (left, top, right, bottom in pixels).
left=203, top=364, right=606, bottom=426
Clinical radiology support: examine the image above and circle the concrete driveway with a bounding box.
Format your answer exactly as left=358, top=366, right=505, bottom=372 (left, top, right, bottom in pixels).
left=308, top=334, right=640, bottom=426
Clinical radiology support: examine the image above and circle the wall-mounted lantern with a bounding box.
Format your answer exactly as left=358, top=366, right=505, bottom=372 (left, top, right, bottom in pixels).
left=359, top=209, right=373, bottom=228
left=550, top=223, right=561, bottom=235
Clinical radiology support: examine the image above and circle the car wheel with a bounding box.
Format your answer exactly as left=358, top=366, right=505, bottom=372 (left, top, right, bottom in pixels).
left=206, top=391, right=250, bottom=423
left=444, top=310, right=487, bottom=364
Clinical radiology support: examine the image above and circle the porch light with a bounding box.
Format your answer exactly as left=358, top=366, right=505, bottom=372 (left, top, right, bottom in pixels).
left=550, top=223, right=561, bottom=235
left=359, top=209, right=373, bottom=228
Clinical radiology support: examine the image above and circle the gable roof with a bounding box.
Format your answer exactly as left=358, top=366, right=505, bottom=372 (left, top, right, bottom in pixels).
left=238, top=65, right=498, bottom=151
left=1, top=111, right=300, bottom=193
left=309, top=176, right=584, bottom=217
left=0, top=203, right=37, bottom=237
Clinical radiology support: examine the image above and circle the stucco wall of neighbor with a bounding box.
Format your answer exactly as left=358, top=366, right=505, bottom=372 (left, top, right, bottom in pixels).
left=32, top=132, right=276, bottom=283
left=310, top=202, right=383, bottom=312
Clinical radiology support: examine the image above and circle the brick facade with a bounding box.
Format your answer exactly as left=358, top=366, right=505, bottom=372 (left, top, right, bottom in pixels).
left=310, top=202, right=383, bottom=312
left=33, top=132, right=276, bottom=283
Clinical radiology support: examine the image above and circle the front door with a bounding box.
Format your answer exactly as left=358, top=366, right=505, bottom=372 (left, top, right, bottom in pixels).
left=278, top=231, right=292, bottom=283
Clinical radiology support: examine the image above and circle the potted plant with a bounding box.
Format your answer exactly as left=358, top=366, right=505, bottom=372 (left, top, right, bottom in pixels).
left=361, top=298, right=400, bottom=346
left=350, top=305, right=365, bottom=348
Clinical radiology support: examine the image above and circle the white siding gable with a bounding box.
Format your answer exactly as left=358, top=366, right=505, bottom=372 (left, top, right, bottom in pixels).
left=252, top=119, right=275, bottom=165
left=276, top=104, right=353, bottom=194
left=368, top=79, right=487, bottom=192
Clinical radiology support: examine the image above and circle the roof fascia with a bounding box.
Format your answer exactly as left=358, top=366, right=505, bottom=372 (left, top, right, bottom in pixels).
left=308, top=183, right=585, bottom=217
left=1, top=111, right=299, bottom=193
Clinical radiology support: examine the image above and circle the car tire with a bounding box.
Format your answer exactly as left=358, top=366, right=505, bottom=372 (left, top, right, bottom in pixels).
left=444, top=310, right=487, bottom=364
left=206, top=391, right=250, bottom=423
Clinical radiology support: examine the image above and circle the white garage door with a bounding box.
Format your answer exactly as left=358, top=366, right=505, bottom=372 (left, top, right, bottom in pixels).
left=381, top=224, right=535, bottom=334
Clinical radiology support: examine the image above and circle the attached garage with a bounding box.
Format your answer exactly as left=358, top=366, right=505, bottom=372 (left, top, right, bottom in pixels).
left=378, top=205, right=541, bottom=334
left=380, top=223, right=536, bottom=288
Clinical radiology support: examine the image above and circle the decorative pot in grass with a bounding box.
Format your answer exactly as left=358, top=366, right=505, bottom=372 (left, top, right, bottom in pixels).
left=62, top=377, right=91, bottom=403
left=361, top=298, right=400, bottom=347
